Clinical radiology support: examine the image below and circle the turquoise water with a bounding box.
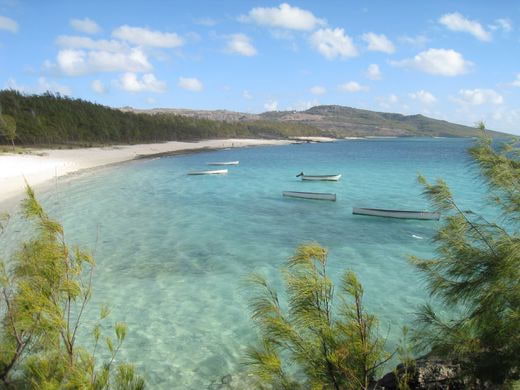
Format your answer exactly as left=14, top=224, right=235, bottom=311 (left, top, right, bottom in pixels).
left=2, top=138, right=494, bottom=388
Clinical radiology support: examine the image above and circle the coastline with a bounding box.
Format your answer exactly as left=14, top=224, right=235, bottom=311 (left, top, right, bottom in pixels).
left=0, top=138, right=294, bottom=209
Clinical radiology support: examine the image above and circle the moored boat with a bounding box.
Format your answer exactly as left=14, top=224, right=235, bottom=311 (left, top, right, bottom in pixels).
left=352, top=207, right=440, bottom=220
left=296, top=172, right=341, bottom=181
left=207, top=161, right=239, bottom=166
left=188, top=169, right=228, bottom=175
left=283, top=191, right=336, bottom=201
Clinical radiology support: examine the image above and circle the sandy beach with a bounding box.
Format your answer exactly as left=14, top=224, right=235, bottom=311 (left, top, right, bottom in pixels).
left=0, top=138, right=293, bottom=206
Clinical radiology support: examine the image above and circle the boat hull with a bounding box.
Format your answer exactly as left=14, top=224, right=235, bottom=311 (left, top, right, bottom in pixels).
left=207, top=161, right=239, bottom=166
left=301, top=174, right=341, bottom=181
left=188, top=169, right=228, bottom=175
left=352, top=207, right=440, bottom=220
left=283, top=191, right=336, bottom=201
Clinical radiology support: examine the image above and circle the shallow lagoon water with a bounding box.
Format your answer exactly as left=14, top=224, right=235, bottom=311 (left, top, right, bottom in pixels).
left=2, top=138, right=493, bottom=388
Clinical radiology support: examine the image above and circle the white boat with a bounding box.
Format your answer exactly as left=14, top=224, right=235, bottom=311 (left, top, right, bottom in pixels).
left=187, top=169, right=228, bottom=175
left=207, top=161, right=239, bottom=166
left=352, top=207, right=440, bottom=220
left=283, top=191, right=336, bottom=201
left=296, top=172, right=341, bottom=181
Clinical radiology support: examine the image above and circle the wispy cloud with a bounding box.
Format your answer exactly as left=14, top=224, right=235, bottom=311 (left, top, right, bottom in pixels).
left=49, top=47, right=153, bottom=76
left=0, top=15, right=18, bottom=33
left=225, top=34, right=257, bottom=56
left=240, top=3, right=325, bottom=31
left=310, top=85, right=326, bottom=95
left=456, top=88, right=503, bottom=105
left=310, top=28, right=357, bottom=60
left=70, top=17, right=101, bottom=35
left=362, top=33, right=395, bottom=53
left=112, top=25, right=184, bottom=48
left=339, top=81, right=368, bottom=92
left=409, top=90, right=436, bottom=104
left=392, top=48, right=472, bottom=76
left=178, top=77, right=203, bottom=92
left=439, top=12, right=491, bottom=41
left=91, top=79, right=107, bottom=94
left=365, top=64, right=382, bottom=80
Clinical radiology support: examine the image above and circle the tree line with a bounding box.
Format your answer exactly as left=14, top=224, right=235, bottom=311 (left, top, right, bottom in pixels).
left=0, top=90, right=320, bottom=147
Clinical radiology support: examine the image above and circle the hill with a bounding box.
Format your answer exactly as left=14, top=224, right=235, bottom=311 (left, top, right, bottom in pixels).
left=133, top=105, right=506, bottom=138
left=0, top=91, right=509, bottom=147
left=259, top=105, right=506, bottom=137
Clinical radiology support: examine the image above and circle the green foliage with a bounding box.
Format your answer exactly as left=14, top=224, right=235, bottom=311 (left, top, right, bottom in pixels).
left=0, top=90, right=320, bottom=146
left=0, top=186, right=145, bottom=389
left=411, top=133, right=520, bottom=385
left=0, top=113, right=16, bottom=151
left=245, top=244, right=390, bottom=389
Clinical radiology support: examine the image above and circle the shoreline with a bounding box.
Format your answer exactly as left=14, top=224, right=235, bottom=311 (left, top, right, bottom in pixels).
left=0, top=138, right=294, bottom=210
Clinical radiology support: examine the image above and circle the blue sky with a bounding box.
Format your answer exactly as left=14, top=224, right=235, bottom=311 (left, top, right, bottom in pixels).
left=1, top=0, right=519, bottom=134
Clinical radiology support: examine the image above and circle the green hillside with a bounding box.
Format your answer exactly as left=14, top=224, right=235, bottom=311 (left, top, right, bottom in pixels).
left=260, top=105, right=508, bottom=137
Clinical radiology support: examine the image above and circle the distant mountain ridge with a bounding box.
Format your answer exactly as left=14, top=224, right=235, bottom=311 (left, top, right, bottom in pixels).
left=126, top=105, right=508, bottom=138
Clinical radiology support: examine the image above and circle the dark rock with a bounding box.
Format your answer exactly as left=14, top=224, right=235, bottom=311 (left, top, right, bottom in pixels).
left=375, top=358, right=465, bottom=389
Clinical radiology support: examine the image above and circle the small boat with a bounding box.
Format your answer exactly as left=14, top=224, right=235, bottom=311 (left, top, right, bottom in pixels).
left=352, top=207, right=440, bottom=220
left=207, top=161, right=239, bottom=166
left=296, top=172, right=341, bottom=181
left=188, top=169, right=228, bottom=175
left=283, top=191, right=336, bottom=201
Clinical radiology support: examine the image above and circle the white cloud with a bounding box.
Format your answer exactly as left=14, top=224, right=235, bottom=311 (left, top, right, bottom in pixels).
left=398, top=35, right=429, bottom=47
left=309, top=28, right=357, bottom=60
left=118, top=72, right=166, bottom=93
left=409, top=90, right=436, bottom=104
left=0, top=15, right=18, bottom=33
left=310, top=85, right=326, bottom=95
left=195, top=17, right=217, bottom=27
left=6, top=77, right=71, bottom=95
left=491, top=107, right=520, bottom=130
left=178, top=77, right=203, bottom=92
left=377, top=94, right=399, bottom=109
left=91, top=79, right=107, bottom=94
left=457, top=89, right=503, bottom=105
left=112, top=25, right=184, bottom=48
left=362, top=33, right=395, bottom=53
left=392, top=48, right=471, bottom=76
left=511, top=74, right=520, bottom=87
left=365, top=64, right=382, bottom=80
left=70, top=17, right=101, bottom=35
left=242, top=90, right=253, bottom=100
left=287, top=99, right=319, bottom=111
left=439, top=12, right=491, bottom=41
left=56, top=35, right=125, bottom=52
left=489, top=18, right=512, bottom=32
left=264, top=100, right=278, bottom=111
left=240, top=3, right=325, bottom=31
left=339, top=81, right=368, bottom=92
left=226, top=33, right=257, bottom=56
left=54, top=47, right=152, bottom=76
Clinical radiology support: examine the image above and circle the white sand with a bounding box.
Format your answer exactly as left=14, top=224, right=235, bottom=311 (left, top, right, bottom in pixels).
left=0, top=139, right=292, bottom=205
